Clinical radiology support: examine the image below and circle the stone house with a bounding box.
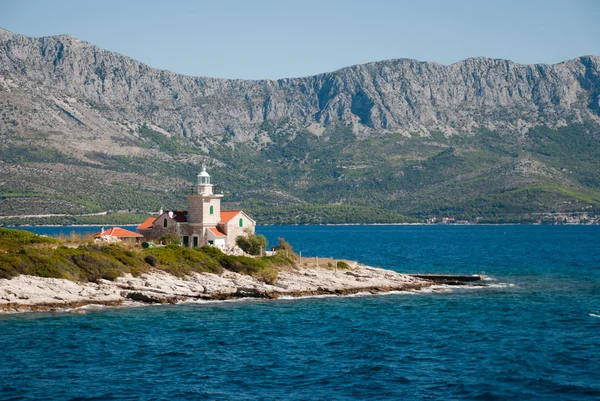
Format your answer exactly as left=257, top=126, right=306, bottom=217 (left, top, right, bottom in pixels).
left=136, top=168, right=255, bottom=248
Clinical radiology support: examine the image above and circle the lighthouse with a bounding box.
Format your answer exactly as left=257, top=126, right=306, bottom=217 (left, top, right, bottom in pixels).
left=186, top=166, right=223, bottom=226
left=136, top=165, right=255, bottom=249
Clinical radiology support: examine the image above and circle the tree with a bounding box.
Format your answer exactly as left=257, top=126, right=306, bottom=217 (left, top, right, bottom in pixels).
left=275, top=237, right=297, bottom=261
left=236, top=234, right=267, bottom=255
left=159, top=233, right=180, bottom=246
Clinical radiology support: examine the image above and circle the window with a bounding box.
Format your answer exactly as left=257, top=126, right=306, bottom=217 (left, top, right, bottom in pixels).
left=193, top=236, right=199, bottom=248
left=239, top=218, right=243, bottom=227
left=183, top=236, right=189, bottom=247
left=163, top=219, right=168, bottom=228
left=210, top=205, right=214, bottom=215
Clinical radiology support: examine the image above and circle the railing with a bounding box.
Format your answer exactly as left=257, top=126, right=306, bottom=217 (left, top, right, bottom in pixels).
left=186, top=185, right=224, bottom=195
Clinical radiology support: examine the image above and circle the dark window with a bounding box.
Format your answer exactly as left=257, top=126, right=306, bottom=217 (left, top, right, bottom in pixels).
left=183, top=236, right=189, bottom=247
left=193, top=236, right=199, bottom=248
left=164, top=219, right=168, bottom=228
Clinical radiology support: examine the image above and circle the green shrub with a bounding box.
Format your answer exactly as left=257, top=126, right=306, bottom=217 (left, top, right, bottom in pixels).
left=198, top=245, right=224, bottom=258
left=101, top=268, right=121, bottom=281
left=275, top=237, right=297, bottom=261
left=0, top=227, right=59, bottom=251
left=23, top=263, right=70, bottom=279
left=144, top=254, right=158, bottom=267
left=0, top=264, right=15, bottom=279
left=19, top=249, right=73, bottom=279
left=0, top=253, right=21, bottom=279
left=219, top=254, right=265, bottom=275
left=254, top=266, right=278, bottom=285
left=93, top=244, right=141, bottom=267
left=144, top=245, right=224, bottom=276
left=0, top=228, right=294, bottom=284
left=336, top=261, right=351, bottom=269
left=236, top=234, right=267, bottom=255
left=159, top=233, right=181, bottom=245
left=220, top=254, right=291, bottom=283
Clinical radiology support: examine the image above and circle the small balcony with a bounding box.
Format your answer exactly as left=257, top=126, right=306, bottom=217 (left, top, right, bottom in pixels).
left=186, top=185, right=224, bottom=195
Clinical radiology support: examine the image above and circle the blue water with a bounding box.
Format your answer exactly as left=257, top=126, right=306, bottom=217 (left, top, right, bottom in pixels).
left=14, top=225, right=139, bottom=238
left=1, top=225, right=599, bottom=400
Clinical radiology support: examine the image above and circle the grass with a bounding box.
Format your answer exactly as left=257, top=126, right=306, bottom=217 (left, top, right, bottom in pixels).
left=0, top=227, right=59, bottom=252
left=144, top=245, right=224, bottom=276
left=0, top=227, right=294, bottom=284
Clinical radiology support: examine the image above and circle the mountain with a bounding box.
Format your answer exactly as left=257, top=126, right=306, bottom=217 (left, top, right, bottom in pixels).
left=1, top=28, right=599, bottom=224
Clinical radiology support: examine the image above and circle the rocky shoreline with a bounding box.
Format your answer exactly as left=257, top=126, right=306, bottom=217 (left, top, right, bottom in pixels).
left=0, top=263, right=435, bottom=314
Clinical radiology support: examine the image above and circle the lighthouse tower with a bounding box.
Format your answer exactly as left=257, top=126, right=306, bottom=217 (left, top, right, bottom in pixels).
left=187, top=166, right=223, bottom=226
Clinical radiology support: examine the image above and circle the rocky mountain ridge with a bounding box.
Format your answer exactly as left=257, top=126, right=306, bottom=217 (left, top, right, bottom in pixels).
left=1, top=28, right=599, bottom=143
left=1, top=28, right=599, bottom=221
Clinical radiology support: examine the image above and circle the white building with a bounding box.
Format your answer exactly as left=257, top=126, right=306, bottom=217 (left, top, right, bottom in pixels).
left=137, top=167, right=256, bottom=248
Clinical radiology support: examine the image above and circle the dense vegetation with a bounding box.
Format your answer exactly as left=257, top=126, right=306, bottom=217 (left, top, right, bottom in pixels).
left=243, top=203, right=417, bottom=225
left=213, top=123, right=600, bottom=221
left=2, top=122, right=600, bottom=224
left=236, top=233, right=268, bottom=255
left=0, top=228, right=292, bottom=284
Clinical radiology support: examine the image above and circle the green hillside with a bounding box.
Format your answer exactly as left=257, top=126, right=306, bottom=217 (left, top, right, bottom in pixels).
left=0, top=227, right=290, bottom=284
left=1, top=122, right=599, bottom=224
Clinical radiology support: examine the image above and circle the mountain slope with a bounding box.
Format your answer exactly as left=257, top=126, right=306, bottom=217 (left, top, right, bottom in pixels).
left=1, top=28, right=599, bottom=223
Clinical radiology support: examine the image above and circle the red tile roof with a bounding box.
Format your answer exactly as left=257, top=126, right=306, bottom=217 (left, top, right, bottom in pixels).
left=220, top=210, right=241, bottom=223
left=208, top=227, right=227, bottom=237
left=93, top=227, right=144, bottom=238
left=137, top=217, right=157, bottom=229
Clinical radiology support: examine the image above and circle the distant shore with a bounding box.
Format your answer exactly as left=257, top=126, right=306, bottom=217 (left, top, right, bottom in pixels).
left=3, top=222, right=599, bottom=229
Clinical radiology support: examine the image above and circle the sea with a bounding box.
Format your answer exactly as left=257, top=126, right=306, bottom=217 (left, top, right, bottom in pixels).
left=0, top=225, right=599, bottom=400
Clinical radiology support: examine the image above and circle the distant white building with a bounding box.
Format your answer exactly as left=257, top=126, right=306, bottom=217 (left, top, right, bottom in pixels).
left=137, top=167, right=255, bottom=248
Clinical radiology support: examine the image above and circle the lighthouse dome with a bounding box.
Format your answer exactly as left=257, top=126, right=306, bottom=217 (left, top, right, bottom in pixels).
left=197, top=166, right=211, bottom=185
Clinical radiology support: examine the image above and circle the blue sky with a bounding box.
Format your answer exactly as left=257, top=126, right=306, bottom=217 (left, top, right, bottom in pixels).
left=1, top=0, right=598, bottom=80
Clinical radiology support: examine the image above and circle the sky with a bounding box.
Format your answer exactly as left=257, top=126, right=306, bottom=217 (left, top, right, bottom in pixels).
left=1, top=0, right=599, bottom=80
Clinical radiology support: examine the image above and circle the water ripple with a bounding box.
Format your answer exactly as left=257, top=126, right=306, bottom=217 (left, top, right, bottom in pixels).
left=1, top=226, right=600, bottom=400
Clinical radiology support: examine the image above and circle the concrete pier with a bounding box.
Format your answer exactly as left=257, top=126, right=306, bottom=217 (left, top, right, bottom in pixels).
left=408, top=274, right=485, bottom=285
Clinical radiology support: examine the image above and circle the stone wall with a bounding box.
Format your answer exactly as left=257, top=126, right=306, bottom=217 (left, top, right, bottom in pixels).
left=143, top=214, right=184, bottom=241
left=187, top=195, right=221, bottom=226
left=221, top=212, right=256, bottom=247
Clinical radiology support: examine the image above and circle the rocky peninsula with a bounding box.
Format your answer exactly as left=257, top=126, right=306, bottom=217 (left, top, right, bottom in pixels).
left=0, top=227, right=440, bottom=313
left=0, top=262, right=432, bottom=314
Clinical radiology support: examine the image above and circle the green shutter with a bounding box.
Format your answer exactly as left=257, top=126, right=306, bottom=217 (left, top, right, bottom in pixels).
left=239, top=218, right=243, bottom=227
left=210, top=205, right=214, bottom=215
